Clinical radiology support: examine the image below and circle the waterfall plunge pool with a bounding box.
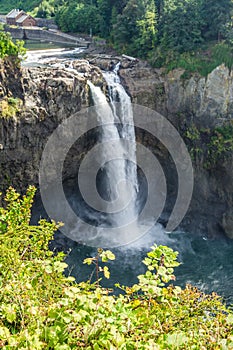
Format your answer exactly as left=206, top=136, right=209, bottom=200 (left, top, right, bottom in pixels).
left=27, top=48, right=233, bottom=305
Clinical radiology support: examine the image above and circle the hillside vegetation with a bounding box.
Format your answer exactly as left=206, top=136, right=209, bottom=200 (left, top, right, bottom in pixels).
left=1, top=0, right=233, bottom=74
left=0, top=0, right=41, bottom=14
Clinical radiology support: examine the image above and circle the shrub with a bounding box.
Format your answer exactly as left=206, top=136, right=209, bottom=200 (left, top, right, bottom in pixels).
left=0, top=187, right=233, bottom=349
left=150, top=41, right=233, bottom=77
left=0, top=97, right=22, bottom=118
left=0, top=31, right=26, bottom=61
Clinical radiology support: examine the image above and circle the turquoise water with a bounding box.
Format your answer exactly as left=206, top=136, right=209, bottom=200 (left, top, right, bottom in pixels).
left=26, top=42, right=233, bottom=305
left=65, top=227, right=233, bottom=305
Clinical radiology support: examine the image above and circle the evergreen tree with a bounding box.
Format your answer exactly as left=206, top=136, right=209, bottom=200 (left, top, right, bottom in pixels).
left=201, top=0, right=232, bottom=40
left=112, top=0, right=157, bottom=56
left=112, top=0, right=144, bottom=53
left=97, top=0, right=112, bottom=37
left=135, top=0, right=158, bottom=54
left=155, top=0, right=164, bottom=18
left=160, top=0, right=203, bottom=52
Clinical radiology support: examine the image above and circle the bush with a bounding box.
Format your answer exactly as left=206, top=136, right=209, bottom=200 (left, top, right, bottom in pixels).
left=0, top=31, right=26, bottom=61
left=150, top=41, right=233, bottom=77
left=0, top=187, right=233, bottom=349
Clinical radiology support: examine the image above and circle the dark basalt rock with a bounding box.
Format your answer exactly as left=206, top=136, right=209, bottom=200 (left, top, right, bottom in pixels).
left=0, top=56, right=232, bottom=239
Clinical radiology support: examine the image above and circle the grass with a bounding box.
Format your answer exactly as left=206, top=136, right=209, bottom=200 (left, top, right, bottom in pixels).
left=150, top=41, right=233, bottom=77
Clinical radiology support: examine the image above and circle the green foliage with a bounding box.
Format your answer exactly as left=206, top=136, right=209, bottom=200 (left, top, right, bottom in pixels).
left=137, top=245, right=179, bottom=296
left=0, top=97, right=22, bottom=118
left=0, top=0, right=55, bottom=17
left=183, top=124, right=203, bottom=162
left=111, top=0, right=158, bottom=57
left=96, top=0, right=113, bottom=37
left=184, top=122, right=233, bottom=167
left=32, top=0, right=55, bottom=18
left=206, top=122, right=233, bottom=167
left=56, top=2, right=102, bottom=34
left=212, top=42, right=233, bottom=71
left=201, top=0, right=232, bottom=41
left=1, top=187, right=233, bottom=349
left=83, top=248, right=115, bottom=282
left=160, top=0, right=203, bottom=53
left=150, top=41, right=233, bottom=77
left=0, top=0, right=41, bottom=14
left=0, top=31, right=26, bottom=61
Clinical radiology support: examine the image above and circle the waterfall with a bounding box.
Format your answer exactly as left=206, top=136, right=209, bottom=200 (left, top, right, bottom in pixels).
left=83, top=66, right=140, bottom=246
left=103, top=64, right=139, bottom=194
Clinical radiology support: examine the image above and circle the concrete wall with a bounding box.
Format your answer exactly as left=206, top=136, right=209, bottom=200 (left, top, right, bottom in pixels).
left=6, top=26, right=24, bottom=39
left=5, top=26, right=88, bottom=46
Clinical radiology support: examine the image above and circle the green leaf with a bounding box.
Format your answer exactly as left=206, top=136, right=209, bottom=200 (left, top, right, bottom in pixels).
left=54, top=261, right=68, bottom=273
left=100, top=250, right=115, bottom=262
left=83, top=258, right=95, bottom=265
left=54, top=344, right=71, bottom=350
left=103, top=266, right=110, bottom=279
left=5, top=306, right=17, bottom=323
left=166, top=332, right=189, bottom=346
left=45, top=265, right=53, bottom=274
left=0, top=326, right=10, bottom=340
left=226, top=314, right=233, bottom=324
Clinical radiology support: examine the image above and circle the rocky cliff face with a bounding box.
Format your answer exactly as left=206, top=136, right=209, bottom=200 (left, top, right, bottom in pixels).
left=0, top=58, right=104, bottom=194
left=0, top=56, right=232, bottom=239
left=119, top=62, right=233, bottom=128
left=119, top=61, right=233, bottom=238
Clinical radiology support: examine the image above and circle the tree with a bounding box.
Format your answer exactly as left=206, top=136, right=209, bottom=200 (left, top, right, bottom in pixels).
left=56, top=1, right=102, bottom=34
left=36, top=0, right=55, bottom=18
left=160, top=0, right=203, bottom=52
left=74, top=4, right=102, bottom=35
left=97, top=0, right=112, bottom=37
left=112, top=0, right=144, bottom=53
left=201, top=0, right=232, bottom=41
left=112, top=0, right=158, bottom=57
left=155, top=0, right=164, bottom=18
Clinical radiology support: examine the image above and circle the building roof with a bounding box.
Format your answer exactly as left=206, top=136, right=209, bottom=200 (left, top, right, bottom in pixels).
left=6, top=9, right=23, bottom=19
left=16, top=14, right=29, bottom=23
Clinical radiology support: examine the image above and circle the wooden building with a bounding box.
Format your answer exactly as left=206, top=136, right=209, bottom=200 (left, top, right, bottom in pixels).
left=6, top=9, right=36, bottom=27
left=16, top=14, right=36, bottom=27
left=6, top=9, right=24, bottom=25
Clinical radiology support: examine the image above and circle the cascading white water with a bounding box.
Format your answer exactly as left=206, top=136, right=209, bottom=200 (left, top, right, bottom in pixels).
left=103, top=63, right=139, bottom=194
left=85, top=66, right=140, bottom=245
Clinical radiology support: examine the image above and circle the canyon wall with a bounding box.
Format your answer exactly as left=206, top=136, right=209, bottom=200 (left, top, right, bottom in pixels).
left=0, top=57, right=232, bottom=238
left=119, top=61, right=233, bottom=238
left=0, top=58, right=103, bottom=192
